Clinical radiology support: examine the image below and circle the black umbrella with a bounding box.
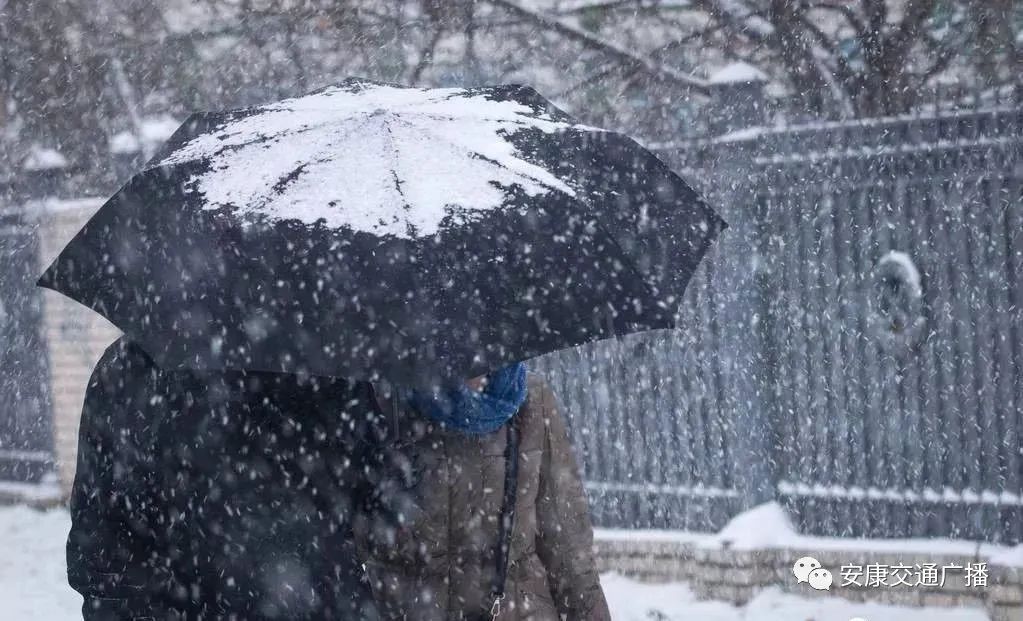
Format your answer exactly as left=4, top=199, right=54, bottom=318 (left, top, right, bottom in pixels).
left=38, top=79, right=725, bottom=387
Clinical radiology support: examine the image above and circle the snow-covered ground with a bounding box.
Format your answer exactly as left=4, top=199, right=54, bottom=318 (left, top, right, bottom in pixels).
left=0, top=506, right=82, bottom=620
left=599, top=501, right=1023, bottom=566
left=601, top=574, right=989, bottom=621
left=0, top=504, right=990, bottom=620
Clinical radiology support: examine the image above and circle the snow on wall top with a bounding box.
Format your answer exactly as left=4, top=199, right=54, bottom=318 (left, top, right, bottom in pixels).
left=109, top=131, right=141, bottom=154
left=23, top=147, right=68, bottom=171
left=139, top=116, right=181, bottom=143
left=155, top=81, right=591, bottom=237
left=708, top=61, right=767, bottom=85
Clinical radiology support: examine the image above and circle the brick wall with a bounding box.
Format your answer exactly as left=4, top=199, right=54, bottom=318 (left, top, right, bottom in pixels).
left=32, top=199, right=120, bottom=494
left=595, top=537, right=1023, bottom=620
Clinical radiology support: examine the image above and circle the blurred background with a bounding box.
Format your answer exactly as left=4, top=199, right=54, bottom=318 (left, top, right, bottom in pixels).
left=1, top=1, right=1021, bottom=618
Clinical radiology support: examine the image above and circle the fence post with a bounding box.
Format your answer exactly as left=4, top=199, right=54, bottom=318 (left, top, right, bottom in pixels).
left=0, top=150, right=62, bottom=485
left=706, top=62, right=769, bottom=136
left=700, top=72, right=778, bottom=515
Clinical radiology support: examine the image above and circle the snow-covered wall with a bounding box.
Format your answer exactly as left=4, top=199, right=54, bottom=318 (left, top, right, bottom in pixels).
left=595, top=504, right=1023, bottom=619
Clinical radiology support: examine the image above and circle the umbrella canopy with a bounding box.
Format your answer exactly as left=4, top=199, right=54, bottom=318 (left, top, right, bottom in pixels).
left=39, top=79, right=725, bottom=387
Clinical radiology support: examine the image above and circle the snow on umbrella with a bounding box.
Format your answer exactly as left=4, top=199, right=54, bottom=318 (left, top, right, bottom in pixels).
left=38, top=78, right=725, bottom=387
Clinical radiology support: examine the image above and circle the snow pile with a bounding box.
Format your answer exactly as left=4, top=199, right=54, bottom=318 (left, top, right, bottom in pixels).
left=602, top=574, right=989, bottom=620
left=109, top=130, right=141, bottom=154
left=599, top=501, right=1023, bottom=564
left=877, top=250, right=923, bottom=297
left=708, top=61, right=767, bottom=84
left=596, top=502, right=798, bottom=549
left=714, top=126, right=766, bottom=143
left=23, top=147, right=68, bottom=171
left=109, top=117, right=181, bottom=156
left=714, top=499, right=796, bottom=549
left=156, top=80, right=591, bottom=237
left=139, top=115, right=181, bottom=144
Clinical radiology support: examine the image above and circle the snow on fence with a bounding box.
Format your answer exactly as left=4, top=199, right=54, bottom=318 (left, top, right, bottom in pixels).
left=533, top=102, right=1023, bottom=543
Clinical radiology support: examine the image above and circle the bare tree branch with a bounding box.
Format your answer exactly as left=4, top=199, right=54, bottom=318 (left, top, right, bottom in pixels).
left=884, top=0, right=939, bottom=65
left=551, top=0, right=693, bottom=16
left=549, top=62, right=632, bottom=98
left=411, top=27, right=445, bottom=83
left=688, top=0, right=775, bottom=39
left=484, top=0, right=710, bottom=94
left=795, top=13, right=856, bottom=85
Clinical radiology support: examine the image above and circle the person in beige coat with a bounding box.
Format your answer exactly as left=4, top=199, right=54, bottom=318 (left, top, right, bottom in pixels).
left=356, top=364, right=611, bottom=620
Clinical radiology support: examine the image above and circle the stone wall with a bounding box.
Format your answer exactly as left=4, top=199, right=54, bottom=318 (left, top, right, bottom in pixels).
left=32, top=199, right=120, bottom=494
left=595, top=537, right=1023, bottom=620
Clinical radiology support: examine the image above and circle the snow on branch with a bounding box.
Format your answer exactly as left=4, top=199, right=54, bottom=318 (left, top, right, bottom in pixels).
left=550, top=0, right=693, bottom=14
left=485, top=0, right=710, bottom=94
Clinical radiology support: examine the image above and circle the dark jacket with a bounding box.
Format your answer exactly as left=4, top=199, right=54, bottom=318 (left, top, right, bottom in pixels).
left=67, top=337, right=389, bottom=620
left=356, top=373, right=611, bottom=620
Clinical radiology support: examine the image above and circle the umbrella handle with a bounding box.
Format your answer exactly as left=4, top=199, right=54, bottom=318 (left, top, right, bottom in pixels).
left=602, top=304, right=619, bottom=340
left=390, top=390, right=401, bottom=441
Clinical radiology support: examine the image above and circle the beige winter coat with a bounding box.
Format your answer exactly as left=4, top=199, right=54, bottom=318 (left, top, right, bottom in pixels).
left=355, top=372, right=611, bottom=620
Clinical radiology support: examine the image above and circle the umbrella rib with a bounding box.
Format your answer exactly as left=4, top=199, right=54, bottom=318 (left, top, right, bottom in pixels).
left=156, top=112, right=378, bottom=169
left=400, top=110, right=567, bottom=129
left=270, top=162, right=309, bottom=195
left=381, top=122, right=410, bottom=204
left=380, top=120, right=416, bottom=230
left=237, top=114, right=381, bottom=213
left=589, top=218, right=661, bottom=313
left=399, top=117, right=571, bottom=193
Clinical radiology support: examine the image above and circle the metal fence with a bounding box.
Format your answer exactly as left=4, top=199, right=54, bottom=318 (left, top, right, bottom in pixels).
left=0, top=204, right=53, bottom=483
left=533, top=102, right=1023, bottom=542
left=1, top=97, right=1021, bottom=543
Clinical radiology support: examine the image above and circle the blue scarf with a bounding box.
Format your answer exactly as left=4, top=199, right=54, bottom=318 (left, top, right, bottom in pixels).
left=405, top=362, right=528, bottom=435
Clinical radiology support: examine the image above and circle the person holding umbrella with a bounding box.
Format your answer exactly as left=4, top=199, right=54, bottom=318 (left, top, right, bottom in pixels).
left=64, top=337, right=391, bottom=619
left=358, top=364, right=611, bottom=620
left=41, top=79, right=724, bottom=620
